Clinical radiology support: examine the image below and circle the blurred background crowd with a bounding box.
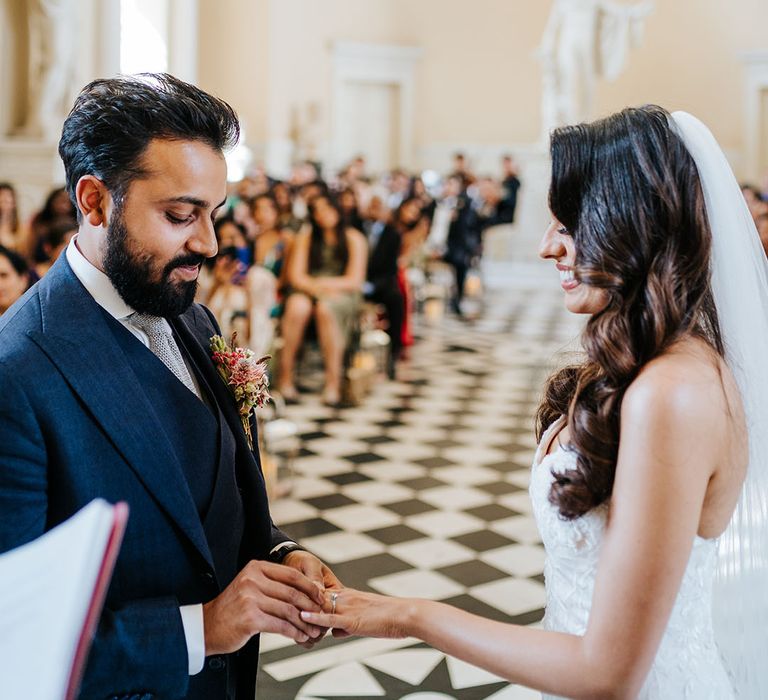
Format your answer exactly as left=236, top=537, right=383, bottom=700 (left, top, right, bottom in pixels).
left=5, top=149, right=768, bottom=411
left=5, top=145, right=768, bottom=415
left=741, top=180, right=768, bottom=256
left=0, top=153, right=521, bottom=407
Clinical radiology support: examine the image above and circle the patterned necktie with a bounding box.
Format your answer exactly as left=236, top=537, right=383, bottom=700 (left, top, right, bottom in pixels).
left=130, top=313, right=200, bottom=398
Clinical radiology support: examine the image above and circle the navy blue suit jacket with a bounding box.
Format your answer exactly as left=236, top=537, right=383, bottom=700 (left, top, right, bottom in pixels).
left=0, top=255, right=291, bottom=699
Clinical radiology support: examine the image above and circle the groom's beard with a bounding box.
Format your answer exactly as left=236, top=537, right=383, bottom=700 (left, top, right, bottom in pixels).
left=103, top=208, right=203, bottom=318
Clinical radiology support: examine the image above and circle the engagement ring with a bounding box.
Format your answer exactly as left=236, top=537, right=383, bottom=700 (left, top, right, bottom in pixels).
left=331, top=591, right=339, bottom=614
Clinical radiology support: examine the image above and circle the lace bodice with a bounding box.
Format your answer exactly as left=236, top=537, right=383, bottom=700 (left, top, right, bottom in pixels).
left=530, top=419, right=734, bottom=699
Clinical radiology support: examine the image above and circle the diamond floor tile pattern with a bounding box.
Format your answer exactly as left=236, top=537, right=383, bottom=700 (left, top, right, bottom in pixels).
left=257, top=273, right=579, bottom=699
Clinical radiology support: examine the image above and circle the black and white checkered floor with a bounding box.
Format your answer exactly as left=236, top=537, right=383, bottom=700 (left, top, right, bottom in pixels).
left=257, top=263, right=584, bottom=699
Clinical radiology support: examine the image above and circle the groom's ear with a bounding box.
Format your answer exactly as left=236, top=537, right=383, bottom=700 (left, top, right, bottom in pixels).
left=75, top=176, right=111, bottom=228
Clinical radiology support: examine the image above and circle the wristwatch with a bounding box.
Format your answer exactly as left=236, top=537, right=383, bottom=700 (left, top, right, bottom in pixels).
left=268, top=541, right=305, bottom=563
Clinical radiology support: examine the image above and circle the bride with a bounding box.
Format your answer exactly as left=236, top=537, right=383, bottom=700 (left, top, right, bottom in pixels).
left=301, top=106, right=768, bottom=698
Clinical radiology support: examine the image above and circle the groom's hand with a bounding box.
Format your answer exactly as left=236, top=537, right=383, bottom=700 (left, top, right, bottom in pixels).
left=202, top=560, right=326, bottom=655
left=282, top=550, right=342, bottom=591
left=282, top=550, right=344, bottom=647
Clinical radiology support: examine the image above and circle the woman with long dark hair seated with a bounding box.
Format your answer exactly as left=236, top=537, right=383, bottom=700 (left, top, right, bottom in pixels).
left=198, top=217, right=253, bottom=346
left=249, top=193, right=294, bottom=356
left=0, top=245, right=31, bottom=315
left=302, top=107, right=768, bottom=697
left=279, top=194, right=366, bottom=405
left=25, top=186, right=77, bottom=263
left=0, top=183, right=21, bottom=251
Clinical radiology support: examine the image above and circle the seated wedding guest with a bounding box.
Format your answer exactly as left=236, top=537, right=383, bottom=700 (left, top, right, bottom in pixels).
left=303, top=106, right=766, bottom=699
left=26, top=186, right=77, bottom=263
left=289, top=160, right=320, bottom=189
left=250, top=166, right=272, bottom=198
left=200, top=214, right=286, bottom=357
left=231, top=196, right=259, bottom=241
left=253, top=193, right=292, bottom=279
left=386, top=169, right=411, bottom=210
left=0, top=183, right=21, bottom=250
left=292, top=179, right=328, bottom=222
left=741, top=185, right=768, bottom=257
left=474, top=176, right=519, bottom=236
left=0, top=245, right=30, bottom=315
left=449, top=151, right=476, bottom=188
left=408, top=176, right=436, bottom=222
left=339, top=187, right=365, bottom=231
left=280, top=195, right=366, bottom=405
left=0, top=74, right=340, bottom=700
left=342, top=155, right=367, bottom=185
left=33, top=217, right=77, bottom=279
left=251, top=193, right=294, bottom=355
left=363, top=196, right=402, bottom=378
left=741, top=183, right=764, bottom=219
left=272, top=181, right=303, bottom=232
left=217, top=213, right=250, bottom=252
left=394, top=197, right=430, bottom=353
left=235, top=176, right=256, bottom=202
left=198, top=217, right=252, bottom=343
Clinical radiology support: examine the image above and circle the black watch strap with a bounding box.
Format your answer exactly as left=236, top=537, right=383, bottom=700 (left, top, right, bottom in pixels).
left=268, top=541, right=305, bottom=563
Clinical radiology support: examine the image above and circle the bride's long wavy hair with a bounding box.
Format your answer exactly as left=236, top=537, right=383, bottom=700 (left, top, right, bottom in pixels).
left=536, top=105, right=725, bottom=520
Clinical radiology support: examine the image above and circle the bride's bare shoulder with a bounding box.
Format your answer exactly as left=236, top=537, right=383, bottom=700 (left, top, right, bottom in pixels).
left=621, top=336, right=744, bottom=442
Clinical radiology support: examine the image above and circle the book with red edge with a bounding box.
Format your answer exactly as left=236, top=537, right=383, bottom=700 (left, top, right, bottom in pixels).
left=0, top=499, right=129, bottom=700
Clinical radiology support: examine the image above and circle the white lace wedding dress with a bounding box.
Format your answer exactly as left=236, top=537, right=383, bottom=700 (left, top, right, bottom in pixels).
left=530, top=417, right=734, bottom=699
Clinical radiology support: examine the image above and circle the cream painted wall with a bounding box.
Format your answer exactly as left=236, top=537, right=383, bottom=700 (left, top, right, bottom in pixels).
left=597, top=0, right=768, bottom=169
left=198, top=1, right=768, bottom=175
left=197, top=0, right=270, bottom=146
left=396, top=0, right=550, bottom=146
left=266, top=0, right=406, bottom=165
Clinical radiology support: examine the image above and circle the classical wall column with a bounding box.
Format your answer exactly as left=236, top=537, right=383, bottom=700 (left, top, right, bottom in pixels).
left=0, top=0, right=121, bottom=220
left=0, top=0, right=200, bottom=219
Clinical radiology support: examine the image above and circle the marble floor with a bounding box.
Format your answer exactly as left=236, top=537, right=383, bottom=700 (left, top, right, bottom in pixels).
left=257, top=263, right=585, bottom=699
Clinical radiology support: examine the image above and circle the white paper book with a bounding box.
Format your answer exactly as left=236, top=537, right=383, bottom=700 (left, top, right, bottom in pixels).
left=0, top=499, right=128, bottom=700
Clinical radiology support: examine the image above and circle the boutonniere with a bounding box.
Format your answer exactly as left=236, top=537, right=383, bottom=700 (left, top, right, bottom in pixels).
left=210, top=333, right=271, bottom=450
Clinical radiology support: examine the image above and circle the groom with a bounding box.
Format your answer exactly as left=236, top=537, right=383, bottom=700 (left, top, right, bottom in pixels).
left=0, top=74, right=337, bottom=699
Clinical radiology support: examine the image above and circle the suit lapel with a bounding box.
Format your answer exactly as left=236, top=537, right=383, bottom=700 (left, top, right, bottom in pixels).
left=30, top=257, right=214, bottom=569
left=171, top=314, right=264, bottom=475
left=172, top=309, right=277, bottom=560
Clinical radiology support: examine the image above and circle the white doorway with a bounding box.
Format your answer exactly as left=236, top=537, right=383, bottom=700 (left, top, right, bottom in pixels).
left=336, top=81, right=401, bottom=174
left=742, top=51, right=768, bottom=183
left=330, top=42, right=422, bottom=175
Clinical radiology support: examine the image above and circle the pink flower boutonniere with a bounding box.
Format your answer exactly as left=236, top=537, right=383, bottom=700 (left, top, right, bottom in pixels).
left=210, top=333, right=271, bottom=450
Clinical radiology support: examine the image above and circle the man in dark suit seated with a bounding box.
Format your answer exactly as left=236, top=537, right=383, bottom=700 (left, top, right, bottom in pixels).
left=0, top=74, right=340, bottom=700
left=362, top=196, right=405, bottom=378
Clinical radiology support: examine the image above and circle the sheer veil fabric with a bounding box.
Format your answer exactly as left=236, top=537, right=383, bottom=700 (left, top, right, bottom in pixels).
left=670, top=112, right=768, bottom=696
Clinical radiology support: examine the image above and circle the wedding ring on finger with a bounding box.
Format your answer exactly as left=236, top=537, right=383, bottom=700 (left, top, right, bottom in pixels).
left=331, top=591, right=339, bottom=614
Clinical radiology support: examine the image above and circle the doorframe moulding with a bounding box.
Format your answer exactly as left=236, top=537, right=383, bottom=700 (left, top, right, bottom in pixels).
left=742, top=50, right=768, bottom=182
left=330, top=41, right=423, bottom=173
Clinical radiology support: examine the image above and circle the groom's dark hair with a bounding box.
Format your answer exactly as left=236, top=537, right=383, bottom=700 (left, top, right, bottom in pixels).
left=58, top=73, right=239, bottom=220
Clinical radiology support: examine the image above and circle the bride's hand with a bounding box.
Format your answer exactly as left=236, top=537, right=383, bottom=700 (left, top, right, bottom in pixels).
left=300, top=588, right=414, bottom=639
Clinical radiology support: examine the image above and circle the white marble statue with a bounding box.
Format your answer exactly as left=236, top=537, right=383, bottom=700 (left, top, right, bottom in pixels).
left=538, top=0, right=653, bottom=136
left=18, top=0, right=77, bottom=140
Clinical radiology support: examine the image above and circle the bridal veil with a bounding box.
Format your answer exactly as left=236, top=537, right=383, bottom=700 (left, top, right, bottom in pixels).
left=670, top=111, right=768, bottom=698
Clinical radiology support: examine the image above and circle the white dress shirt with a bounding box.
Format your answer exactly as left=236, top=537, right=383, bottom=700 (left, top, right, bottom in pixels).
left=65, top=238, right=206, bottom=675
